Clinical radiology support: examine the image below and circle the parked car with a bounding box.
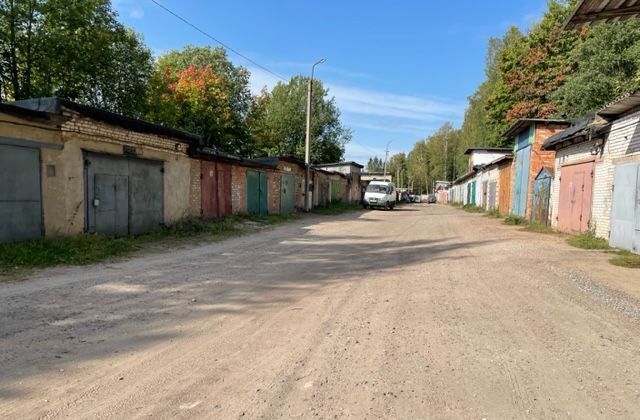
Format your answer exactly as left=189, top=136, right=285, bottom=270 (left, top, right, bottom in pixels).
left=412, top=194, right=422, bottom=203
left=363, top=181, right=397, bottom=210
left=426, top=194, right=437, bottom=204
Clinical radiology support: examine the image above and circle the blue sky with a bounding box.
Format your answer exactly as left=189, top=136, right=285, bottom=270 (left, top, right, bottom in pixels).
left=114, top=0, right=547, bottom=164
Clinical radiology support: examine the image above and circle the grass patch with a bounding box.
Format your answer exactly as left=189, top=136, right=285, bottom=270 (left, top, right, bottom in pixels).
left=522, top=223, right=557, bottom=234
left=486, top=209, right=502, bottom=218
left=0, top=214, right=298, bottom=276
left=566, top=230, right=610, bottom=250
left=461, top=204, right=486, bottom=213
left=449, top=202, right=464, bottom=208
left=0, top=234, right=137, bottom=272
left=609, top=250, right=640, bottom=269
left=503, top=215, right=528, bottom=226
left=311, top=201, right=364, bottom=215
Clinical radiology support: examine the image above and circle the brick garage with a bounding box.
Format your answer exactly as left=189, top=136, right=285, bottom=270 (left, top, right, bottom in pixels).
left=0, top=98, right=201, bottom=241
left=504, top=119, right=570, bottom=219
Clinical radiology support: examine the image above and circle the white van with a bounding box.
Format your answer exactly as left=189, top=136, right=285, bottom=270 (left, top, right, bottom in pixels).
left=363, top=181, right=396, bottom=210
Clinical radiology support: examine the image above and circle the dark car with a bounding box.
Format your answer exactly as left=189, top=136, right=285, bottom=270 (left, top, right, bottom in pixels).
left=426, top=194, right=437, bottom=204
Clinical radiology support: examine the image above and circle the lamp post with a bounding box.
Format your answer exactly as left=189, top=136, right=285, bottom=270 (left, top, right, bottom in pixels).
left=304, top=58, right=326, bottom=212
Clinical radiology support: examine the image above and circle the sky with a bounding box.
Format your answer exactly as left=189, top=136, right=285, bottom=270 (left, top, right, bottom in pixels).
left=113, top=0, right=547, bottom=165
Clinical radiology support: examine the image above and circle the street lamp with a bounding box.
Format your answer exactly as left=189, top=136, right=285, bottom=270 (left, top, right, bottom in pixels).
left=304, top=58, right=326, bottom=212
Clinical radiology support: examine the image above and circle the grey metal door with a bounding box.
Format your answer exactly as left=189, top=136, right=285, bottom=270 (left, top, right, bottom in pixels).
left=86, top=152, right=164, bottom=236
left=610, top=161, right=640, bottom=252
left=0, top=144, right=42, bottom=242
left=93, top=174, right=129, bottom=236
left=128, top=158, right=163, bottom=235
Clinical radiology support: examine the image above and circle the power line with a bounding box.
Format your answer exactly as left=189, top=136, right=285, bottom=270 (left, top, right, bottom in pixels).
left=149, top=0, right=287, bottom=82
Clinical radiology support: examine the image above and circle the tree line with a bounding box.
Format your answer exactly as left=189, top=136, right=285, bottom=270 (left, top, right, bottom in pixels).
left=385, top=0, right=640, bottom=193
left=0, top=0, right=350, bottom=163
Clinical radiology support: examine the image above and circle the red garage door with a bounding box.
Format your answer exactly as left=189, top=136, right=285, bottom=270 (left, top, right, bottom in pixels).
left=557, top=161, right=594, bottom=233
left=201, top=161, right=232, bottom=219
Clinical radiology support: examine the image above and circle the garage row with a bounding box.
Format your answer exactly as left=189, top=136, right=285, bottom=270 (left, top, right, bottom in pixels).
left=0, top=98, right=362, bottom=243
left=447, top=89, right=640, bottom=254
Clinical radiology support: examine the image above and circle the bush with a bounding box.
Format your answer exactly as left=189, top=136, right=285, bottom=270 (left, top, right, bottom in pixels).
left=486, top=209, right=501, bottom=218
left=504, top=215, right=528, bottom=225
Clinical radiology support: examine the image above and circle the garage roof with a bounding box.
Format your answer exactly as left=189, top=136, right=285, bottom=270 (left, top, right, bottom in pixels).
left=598, top=88, right=640, bottom=119
left=9, top=97, right=202, bottom=145
left=565, top=0, right=640, bottom=29
left=503, top=118, right=570, bottom=139
left=463, top=147, right=512, bottom=155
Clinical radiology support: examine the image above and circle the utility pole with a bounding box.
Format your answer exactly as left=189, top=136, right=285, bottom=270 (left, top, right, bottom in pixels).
left=304, top=58, right=325, bottom=212
left=382, top=140, right=392, bottom=181
left=444, top=133, right=449, bottom=181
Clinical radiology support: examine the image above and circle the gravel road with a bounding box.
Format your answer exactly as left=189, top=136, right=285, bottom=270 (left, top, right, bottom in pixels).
left=1, top=205, right=640, bottom=419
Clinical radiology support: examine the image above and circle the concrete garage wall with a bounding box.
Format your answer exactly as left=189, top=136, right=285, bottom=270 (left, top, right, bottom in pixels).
left=52, top=116, right=197, bottom=235
left=3, top=113, right=197, bottom=237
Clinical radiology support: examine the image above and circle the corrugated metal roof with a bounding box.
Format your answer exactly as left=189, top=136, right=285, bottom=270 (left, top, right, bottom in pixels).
left=542, top=115, right=610, bottom=150
left=598, top=88, right=640, bottom=118
left=503, top=118, right=570, bottom=139
left=565, top=0, right=640, bottom=30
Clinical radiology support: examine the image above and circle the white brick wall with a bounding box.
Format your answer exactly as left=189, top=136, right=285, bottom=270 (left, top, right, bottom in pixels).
left=592, top=110, right=640, bottom=238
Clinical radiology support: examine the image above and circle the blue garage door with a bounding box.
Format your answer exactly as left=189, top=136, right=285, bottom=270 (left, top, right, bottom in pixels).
left=512, top=146, right=531, bottom=217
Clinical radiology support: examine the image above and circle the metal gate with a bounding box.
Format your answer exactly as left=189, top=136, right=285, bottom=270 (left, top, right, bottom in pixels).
left=0, top=144, right=42, bottom=242
left=557, top=161, right=594, bottom=234
left=531, top=168, right=552, bottom=225
left=246, top=170, right=268, bottom=216
left=85, top=152, right=164, bottom=236
left=610, top=161, right=640, bottom=253
left=488, top=181, right=497, bottom=210
left=280, top=174, right=295, bottom=214
left=512, top=145, right=531, bottom=216
left=202, top=161, right=232, bottom=219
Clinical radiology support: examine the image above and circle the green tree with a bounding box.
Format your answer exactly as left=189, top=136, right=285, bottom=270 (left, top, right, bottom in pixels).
left=553, top=20, right=640, bottom=117
left=367, top=156, right=384, bottom=172
left=0, top=0, right=153, bottom=116
left=487, top=1, right=581, bottom=141
left=248, top=76, right=351, bottom=163
left=387, top=153, right=407, bottom=187
left=147, top=46, right=252, bottom=154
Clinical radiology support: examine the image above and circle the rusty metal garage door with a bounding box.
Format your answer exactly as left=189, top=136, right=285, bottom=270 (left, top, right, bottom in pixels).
left=557, top=161, right=594, bottom=234
left=85, top=152, right=164, bottom=236
left=0, top=144, right=42, bottom=242
left=202, top=161, right=232, bottom=219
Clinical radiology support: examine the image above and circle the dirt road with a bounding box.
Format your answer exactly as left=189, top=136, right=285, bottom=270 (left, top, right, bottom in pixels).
left=2, top=205, right=640, bottom=419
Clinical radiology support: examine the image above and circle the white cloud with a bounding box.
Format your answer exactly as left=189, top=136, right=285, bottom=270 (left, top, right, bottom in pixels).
left=328, top=84, right=463, bottom=122
left=248, top=66, right=282, bottom=95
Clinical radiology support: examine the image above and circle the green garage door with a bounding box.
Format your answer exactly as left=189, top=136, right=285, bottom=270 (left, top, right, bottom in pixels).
left=280, top=174, right=295, bottom=214
left=247, top=170, right=268, bottom=216
left=0, top=144, right=42, bottom=242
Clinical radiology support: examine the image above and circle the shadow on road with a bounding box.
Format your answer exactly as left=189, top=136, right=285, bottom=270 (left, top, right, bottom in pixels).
left=0, top=211, right=495, bottom=397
